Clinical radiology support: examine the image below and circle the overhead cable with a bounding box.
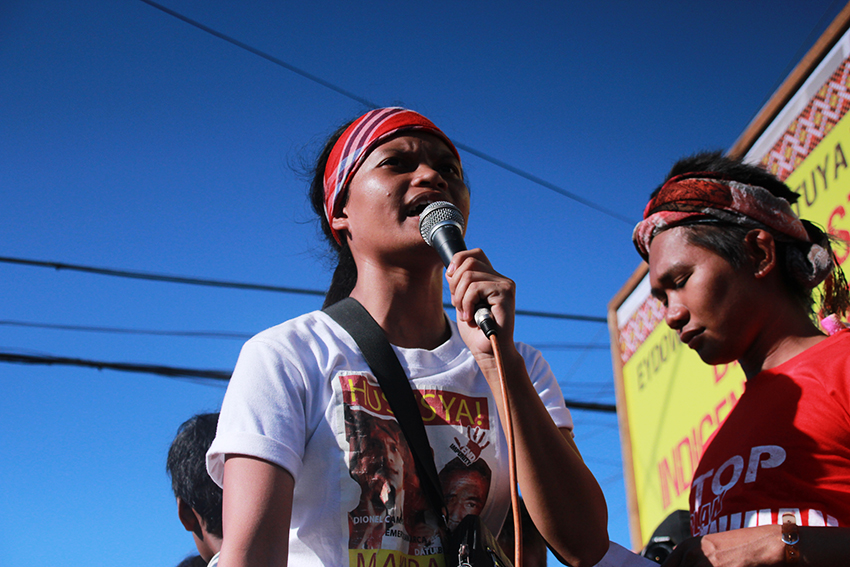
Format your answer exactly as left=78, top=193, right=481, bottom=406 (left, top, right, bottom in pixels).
left=0, top=256, right=607, bottom=323
left=137, top=0, right=635, bottom=226
left=0, top=320, right=253, bottom=340
left=0, top=320, right=614, bottom=352
left=0, top=351, right=230, bottom=380
left=0, top=351, right=616, bottom=413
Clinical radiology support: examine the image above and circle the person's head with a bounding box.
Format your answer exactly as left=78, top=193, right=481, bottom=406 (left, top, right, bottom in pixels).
left=438, top=457, right=492, bottom=530
left=633, top=151, right=848, bottom=365
left=309, top=107, right=468, bottom=307
left=166, top=412, right=222, bottom=561
left=347, top=412, right=417, bottom=506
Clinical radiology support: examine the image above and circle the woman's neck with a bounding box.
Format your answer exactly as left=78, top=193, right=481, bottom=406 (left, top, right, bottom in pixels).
left=349, top=261, right=450, bottom=349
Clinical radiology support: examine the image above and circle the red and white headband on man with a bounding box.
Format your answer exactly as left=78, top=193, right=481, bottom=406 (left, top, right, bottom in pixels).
left=323, top=107, right=461, bottom=245
left=632, top=173, right=811, bottom=257
left=632, top=173, right=832, bottom=289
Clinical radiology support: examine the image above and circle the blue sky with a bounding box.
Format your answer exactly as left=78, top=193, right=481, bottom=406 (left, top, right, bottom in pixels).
left=1, top=1, right=844, bottom=565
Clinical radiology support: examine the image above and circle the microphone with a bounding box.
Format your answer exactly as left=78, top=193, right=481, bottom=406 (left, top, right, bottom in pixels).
left=419, top=201, right=498, bottom=337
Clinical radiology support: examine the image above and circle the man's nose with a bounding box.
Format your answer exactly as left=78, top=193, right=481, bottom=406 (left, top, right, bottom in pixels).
left=665, top=303, right=688, bottom=330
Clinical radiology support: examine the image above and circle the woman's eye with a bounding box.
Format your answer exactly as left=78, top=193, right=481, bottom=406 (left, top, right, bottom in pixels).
left=674, top=276, right=689, bottom=289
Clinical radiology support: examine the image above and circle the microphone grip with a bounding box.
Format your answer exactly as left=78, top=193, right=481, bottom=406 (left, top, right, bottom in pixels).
left=430, top=226, right=499, bottom=337
left=429, top=224, right=467, bottom=266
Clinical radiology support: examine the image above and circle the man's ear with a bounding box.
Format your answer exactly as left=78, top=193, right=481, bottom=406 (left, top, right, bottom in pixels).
left=177, top=497, right=200, bottom=535
left=745, top=229, right=777, bottom=279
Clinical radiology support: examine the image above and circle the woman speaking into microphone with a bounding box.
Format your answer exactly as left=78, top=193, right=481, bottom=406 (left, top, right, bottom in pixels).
left=206, top=107, right=609, bottom=567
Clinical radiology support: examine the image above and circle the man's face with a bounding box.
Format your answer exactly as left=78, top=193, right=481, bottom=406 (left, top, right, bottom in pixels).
left=648, top=227, right=763, bottom=366
left=443, top=471, right=489, bottom=530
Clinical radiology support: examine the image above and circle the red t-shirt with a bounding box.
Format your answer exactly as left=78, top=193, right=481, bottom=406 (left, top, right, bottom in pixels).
left=689, top=329, right=850, bottom=536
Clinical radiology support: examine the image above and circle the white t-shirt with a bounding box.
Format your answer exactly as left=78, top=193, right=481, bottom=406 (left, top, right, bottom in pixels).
left=207, top=310, right=572, bottom=567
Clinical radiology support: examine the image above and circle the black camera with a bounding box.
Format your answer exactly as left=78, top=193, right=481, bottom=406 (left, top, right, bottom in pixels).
left=640, top=510, right=691, bottom=564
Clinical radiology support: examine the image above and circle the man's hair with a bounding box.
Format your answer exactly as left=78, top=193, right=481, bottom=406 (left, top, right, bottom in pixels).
left=438, top=456, right=492, bottom=486
left=175, top=555, right=207, bottom=567
left=166, top=412, right=222, bottom=538
left=653, top=150, right=845, bottom=315
left=654, top=150, right=798, bottom=202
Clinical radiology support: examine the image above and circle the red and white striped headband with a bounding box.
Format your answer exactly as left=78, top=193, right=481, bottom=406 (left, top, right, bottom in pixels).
left=323, top=107, right=460, bottom=244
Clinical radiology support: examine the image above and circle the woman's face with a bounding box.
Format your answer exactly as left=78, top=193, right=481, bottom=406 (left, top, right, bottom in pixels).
left=648, top=227, right=764, bottom=366
left=332, top=132, right=469, bottom=263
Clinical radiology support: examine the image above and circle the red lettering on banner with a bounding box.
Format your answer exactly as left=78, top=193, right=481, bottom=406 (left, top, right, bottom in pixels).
left=657, top=432, right=696, bottom=509
left=656, top=390, right=742, bottom=510
left=658, top=458, right=680, bottom=510
left=828, top=199, right=850, bottom=265
left=340, top=375, right=489, bottom=427
left=713, top=360, right=740, bottom=383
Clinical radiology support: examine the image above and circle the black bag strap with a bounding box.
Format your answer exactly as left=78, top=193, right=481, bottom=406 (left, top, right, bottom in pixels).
left=324, top=297, right=447, bottom=518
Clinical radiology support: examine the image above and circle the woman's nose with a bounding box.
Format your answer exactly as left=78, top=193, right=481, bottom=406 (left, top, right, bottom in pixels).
left=414, top=163, right=448, bottom=189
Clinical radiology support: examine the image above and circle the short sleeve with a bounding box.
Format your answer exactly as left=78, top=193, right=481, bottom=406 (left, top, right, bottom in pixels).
left=206, top=337, right=309, bottom=486
left=519, top=342, right=573, bottom=432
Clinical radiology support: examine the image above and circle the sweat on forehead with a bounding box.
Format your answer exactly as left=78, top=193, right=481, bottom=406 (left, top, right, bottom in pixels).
left=322, top=107, right=460, bottom=245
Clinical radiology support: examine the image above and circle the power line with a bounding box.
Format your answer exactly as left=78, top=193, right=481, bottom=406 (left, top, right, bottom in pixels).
left=0, top=255, right=607, bottom=323
left=562, top=398, right=616, bottom=413
left=0, top=255, right=325, bottom=297
left=0, top=351, right=616, bottom=413
left=137, top=0, right=635, bottom=226
left=533, top=342, right=609, bottom=350
left=0, top=320, right=617, bottom=354
left=0, top=351, right=230, bottom=380
left=0, top=320, right=253, bottom=340
left=138, top=0, right=375, bottom=108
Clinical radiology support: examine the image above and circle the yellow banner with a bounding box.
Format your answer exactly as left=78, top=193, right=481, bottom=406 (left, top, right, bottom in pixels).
left=622, top=323, right=746, bottom=541
left=785, top=111, right=850, bottom=267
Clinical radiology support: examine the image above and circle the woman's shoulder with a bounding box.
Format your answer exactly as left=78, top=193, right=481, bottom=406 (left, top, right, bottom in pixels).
left=250, top=309, right=338, bottom=343
left=240, top=309, right=352, bottom=361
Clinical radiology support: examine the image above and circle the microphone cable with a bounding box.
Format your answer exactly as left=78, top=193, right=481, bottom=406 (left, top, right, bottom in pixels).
left=487, top=328, right=522, bottom=567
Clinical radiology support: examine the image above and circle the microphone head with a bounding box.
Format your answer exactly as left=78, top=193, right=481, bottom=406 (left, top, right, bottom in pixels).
left=418, top=201, right=465, bottom=246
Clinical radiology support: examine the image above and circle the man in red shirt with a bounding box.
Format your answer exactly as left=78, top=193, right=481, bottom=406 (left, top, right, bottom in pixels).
left=633, top=151, right=850, bottom=566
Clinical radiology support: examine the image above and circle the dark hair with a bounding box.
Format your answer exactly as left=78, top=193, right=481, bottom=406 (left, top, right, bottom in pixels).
left=656, top=151, right=849, bottom=319
left=175, top=555, right=207, bottom=567
left=309, top=119, right=358, bottom=308
left=166, top=413, right=222, bottom=538
left=438, top=456, right=492, bottom=487
left=654, top=150, right=799, bottom=202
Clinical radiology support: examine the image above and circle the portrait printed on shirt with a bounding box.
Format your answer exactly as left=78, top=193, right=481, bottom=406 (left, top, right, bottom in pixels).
left=338, top=371, right=498, bottom=566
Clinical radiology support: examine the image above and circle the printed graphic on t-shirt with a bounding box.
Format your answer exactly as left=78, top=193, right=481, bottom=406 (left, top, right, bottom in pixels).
left=338, top=372, right=497, bottom=567
left=691, top=443, right=840, bottom=535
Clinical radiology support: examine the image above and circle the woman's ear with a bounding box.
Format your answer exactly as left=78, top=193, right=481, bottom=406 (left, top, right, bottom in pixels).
left=745, top=229, right=777, bottom=279
left=330, top=207, right=349, bottom=235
